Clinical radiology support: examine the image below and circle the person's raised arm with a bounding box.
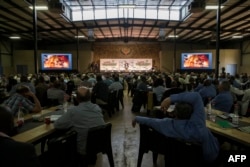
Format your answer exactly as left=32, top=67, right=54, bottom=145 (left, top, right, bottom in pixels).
left=162, top=92, right=205, bottom=125
left=25, top=91, right=42, bottom=113
left=160, top=97, right=171, bottom=114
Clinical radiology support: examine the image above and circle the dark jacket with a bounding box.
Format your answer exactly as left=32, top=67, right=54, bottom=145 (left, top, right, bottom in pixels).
left=0, top=136, right=41, bottom=167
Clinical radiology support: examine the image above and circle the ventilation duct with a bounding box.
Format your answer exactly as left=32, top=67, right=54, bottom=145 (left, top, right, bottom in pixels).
left=189, top=0, right=206, bottom=13
left=47, top=0, right=62, bottom=13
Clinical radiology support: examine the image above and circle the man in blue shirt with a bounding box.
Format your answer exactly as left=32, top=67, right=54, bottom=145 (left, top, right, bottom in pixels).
left=211, top=80, right=234, bottom=113
left=197, top=79, right=217, bottom=106
left=132, top=92, right=219, bottom=162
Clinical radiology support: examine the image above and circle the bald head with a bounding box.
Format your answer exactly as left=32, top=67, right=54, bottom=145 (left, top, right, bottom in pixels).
left=76, top=87, right=91, bottom=102
left=219, top=80, right=230, bottom=92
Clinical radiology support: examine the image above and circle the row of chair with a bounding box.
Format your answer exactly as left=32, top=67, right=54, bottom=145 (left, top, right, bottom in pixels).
left=93, top=89, right=124, bottom=117
left=137, top=124, right=205, bottom=167
left=39, top=122, right=217, bottom=167
left=39, top=123, right=114, bottom=167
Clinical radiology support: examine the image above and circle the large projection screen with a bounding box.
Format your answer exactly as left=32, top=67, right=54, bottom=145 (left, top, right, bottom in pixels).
left=100, top=59, right=152, bottom=71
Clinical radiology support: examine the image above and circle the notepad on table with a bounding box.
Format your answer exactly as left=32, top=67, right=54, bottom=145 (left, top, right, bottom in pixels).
left=50, top=115, right=62, bottom=122
left=238, top=126, right=250, bottom=134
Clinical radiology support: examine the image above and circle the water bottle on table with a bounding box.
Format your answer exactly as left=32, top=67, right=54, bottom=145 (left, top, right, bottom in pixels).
left=17, top=104, right=24, bottom=127
left=232, top=104, right=239, bottom=125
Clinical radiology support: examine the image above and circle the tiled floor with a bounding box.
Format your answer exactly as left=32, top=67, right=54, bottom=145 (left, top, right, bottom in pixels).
left=36, top=91, right=165, bottom=167
left=92, top=92, right=165, bottom=167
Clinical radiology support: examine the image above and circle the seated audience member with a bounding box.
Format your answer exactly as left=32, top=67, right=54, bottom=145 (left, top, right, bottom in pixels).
left=3, top=85, right=42, bottom=116
left=6, top=75, right=18, bottom=92
left=211, top=80, right=234, bottom=113
left=9, top=75, right=36, bottom=95
left=198, top=79, right=217, bottom=106
left=47, top=80, right=67, bottom=104
left=136, top=75, right=148, bottom=92
left=87, top=74, right=97, bottom=87
left=109, top=75, right=123, bottom=92
left=66, top=77, right=76, bottom=100
left=239, top=89, right=250, bottom=116
left=48, top=75, right=57, bottom=88
left=132, top=75, right=148, bottom=112
left=0, top=105, right=41, bottom=167
left=164, top=74, right=172, bottom=88
left=92, top=75, right=109, bottom=104
left=35, top=76, right=49, bottom=107
left=103, top=73, right=114, bottom=87
left=160, top=81, right=184, bottom=102
left=233, top=76, right=242, bottom=89
left=80, top=75, right=92, bottom=88
left=54, top=87, right=105, bottom=165
left=109, top=75, right=124, bottom=110
left=132, top=92, right=220, bottom=163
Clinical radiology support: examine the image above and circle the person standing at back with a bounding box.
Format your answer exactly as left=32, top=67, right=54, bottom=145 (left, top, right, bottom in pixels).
left=0, top=105, right=41, bottom=167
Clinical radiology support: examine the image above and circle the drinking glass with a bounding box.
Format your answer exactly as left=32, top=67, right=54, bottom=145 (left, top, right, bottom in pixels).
left=17, top=107, right=24, bottom=127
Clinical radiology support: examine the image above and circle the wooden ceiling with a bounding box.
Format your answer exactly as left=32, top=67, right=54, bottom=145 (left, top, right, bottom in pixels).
left=0, top=0, right=249, bottom=45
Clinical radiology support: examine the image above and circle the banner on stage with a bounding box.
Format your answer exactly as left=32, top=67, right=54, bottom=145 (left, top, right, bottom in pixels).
left=100, top=59, right=152, bottom=71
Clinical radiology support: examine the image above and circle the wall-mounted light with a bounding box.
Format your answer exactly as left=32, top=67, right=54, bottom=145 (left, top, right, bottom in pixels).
left=9, top=36, right=21, bottom=39
left=74, top=35, right=85, bottom=38
left=205, top=5, right=224, bottom=10
left=232, top=35, right=243, bottom=39
left=29, top=6, right=48, bottom=10
left=168, top=35, right=178, bottom=38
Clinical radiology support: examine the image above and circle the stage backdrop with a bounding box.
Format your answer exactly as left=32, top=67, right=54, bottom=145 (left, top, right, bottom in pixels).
left=100, top=59, right=152, bottom=71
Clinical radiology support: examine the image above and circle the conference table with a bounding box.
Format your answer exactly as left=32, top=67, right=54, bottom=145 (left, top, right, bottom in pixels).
left=206, top=109, right=250, bottom=148
left=13, top=104, right=250, bottom=150
left=12, top=106, right=61, bottom=144
left=153, top=106, right=250, bottom=148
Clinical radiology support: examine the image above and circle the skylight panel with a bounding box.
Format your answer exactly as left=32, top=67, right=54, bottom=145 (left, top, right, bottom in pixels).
left=134, top=9, right=146, bottom=19
left=107, top=9, right=118, bottom=19
left=95, top=9, right=106, bottom=20
left=146, top=9, right=157, bottom=20
left=83, top=11, right=94, bottom=21
left=62, top=0, right=191, bottom=22
left=128, top=8, right=134, bottom=18
left=169, top=10, right=180, bottom=20
left=72, top=11, right=83, bottom=21
left=158, top=10, right=170, bottom=20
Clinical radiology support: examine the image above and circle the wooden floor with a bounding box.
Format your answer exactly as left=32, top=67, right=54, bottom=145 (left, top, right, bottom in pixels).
left=92, top=91, right=165, bottom=167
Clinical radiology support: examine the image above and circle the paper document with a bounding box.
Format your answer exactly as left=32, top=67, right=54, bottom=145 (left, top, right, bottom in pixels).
left=50, top=115, right=62, bottom=122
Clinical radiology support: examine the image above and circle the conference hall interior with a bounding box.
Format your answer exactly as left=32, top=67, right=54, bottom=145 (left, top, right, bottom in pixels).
left=0, top=0, right=250, bottom=167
